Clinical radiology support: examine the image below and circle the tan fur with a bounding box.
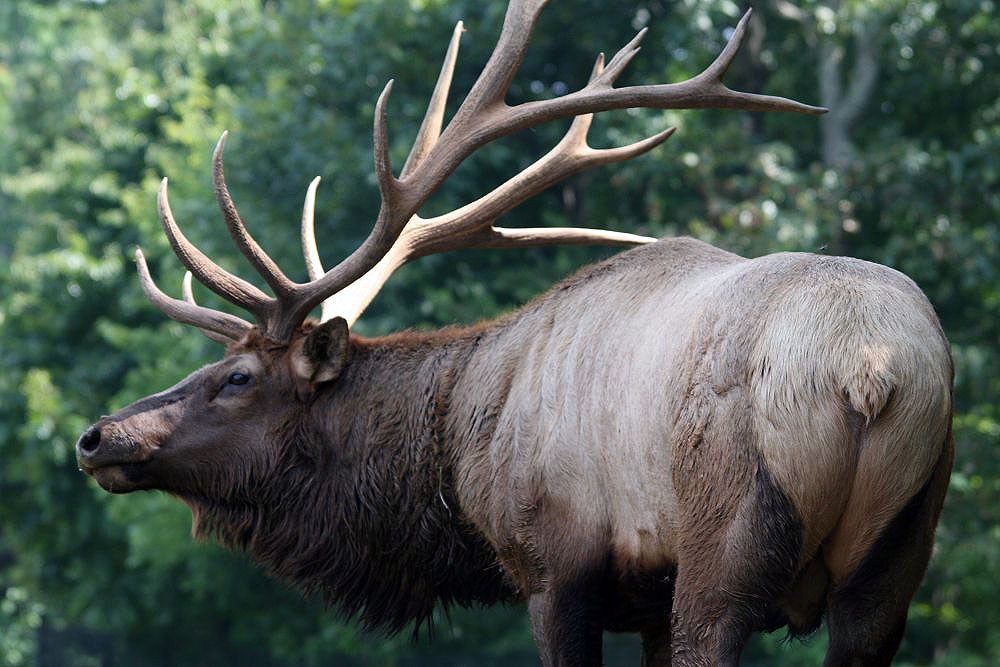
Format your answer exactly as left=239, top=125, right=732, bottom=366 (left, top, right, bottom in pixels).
left=739, top=255, right=951, bottom=579
left=450, top=237, right=951, bottom=594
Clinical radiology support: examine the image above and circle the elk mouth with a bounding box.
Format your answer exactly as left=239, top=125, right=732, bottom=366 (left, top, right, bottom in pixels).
left=87, top=464, right=153, bottom=494
left=80, top=460, right=154, bottom=494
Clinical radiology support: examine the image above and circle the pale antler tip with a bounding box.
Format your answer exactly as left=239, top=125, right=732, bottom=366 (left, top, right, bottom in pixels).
left=213, top=132, right=230, bottom=163
left=182, top=271, right=194, bottom=303
left=627, top=26, right=649, bottom=51
left=376, top=79, right=395, bottom=110
left=731, top=9, right=752, bottom=40
left=590, top=53, right=606, bottom=80
left=134, top=248, right=155, bottom=295
left=214, top=131, right=229, bottom=155
left=641, top=125, right=677, bottom=149
left=646, top=126, right=678, bottom=149
left=304, top=177, right=322, bottom=213
left=133, top=247, right=157, bottom=294
left=725, top=9, right=752, bottom=39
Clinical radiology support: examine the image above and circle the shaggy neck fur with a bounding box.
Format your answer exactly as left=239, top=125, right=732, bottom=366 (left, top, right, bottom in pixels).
left=187, top=325, right=515, bottom=634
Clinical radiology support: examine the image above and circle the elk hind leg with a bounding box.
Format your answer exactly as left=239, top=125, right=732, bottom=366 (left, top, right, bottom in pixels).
left=823, top=430, right=954, bottom=666
left=671, top=462, right=804, bottom=666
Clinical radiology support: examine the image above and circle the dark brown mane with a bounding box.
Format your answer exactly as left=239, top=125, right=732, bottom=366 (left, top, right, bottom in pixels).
left=183, top=331, right=515, bottom=633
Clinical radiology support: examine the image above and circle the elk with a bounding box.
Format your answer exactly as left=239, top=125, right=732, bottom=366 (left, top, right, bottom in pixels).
left=76, top=2, right=953, bottom=665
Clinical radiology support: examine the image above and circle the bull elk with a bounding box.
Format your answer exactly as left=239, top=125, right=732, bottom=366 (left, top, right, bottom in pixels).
left=76, top=2, right=953, bottom=665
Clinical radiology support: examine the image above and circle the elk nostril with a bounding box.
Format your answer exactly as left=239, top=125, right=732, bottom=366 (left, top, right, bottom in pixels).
left=78, top=426, right=102, bottom=455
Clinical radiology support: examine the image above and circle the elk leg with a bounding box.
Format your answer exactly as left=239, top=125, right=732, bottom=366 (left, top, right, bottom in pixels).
left=822, top=432, right=953, bottom=667
left=527, top=574, right=605, bottom=667
left=669, top=376, right=805, bottom=665
left=669, top=462, right=804, bottom=666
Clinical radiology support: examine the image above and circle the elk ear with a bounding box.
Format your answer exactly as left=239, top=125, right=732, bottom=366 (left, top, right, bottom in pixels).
left=293, top=317, right=350, bottom=386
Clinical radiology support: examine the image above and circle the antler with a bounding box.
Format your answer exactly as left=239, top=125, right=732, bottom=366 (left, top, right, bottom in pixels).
left=134, top=249, right=252, bottom=343
left=137, top=1, right=825, bottom=343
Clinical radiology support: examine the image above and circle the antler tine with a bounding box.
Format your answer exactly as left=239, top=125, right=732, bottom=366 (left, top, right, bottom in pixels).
left=400, top=21, right=464, bottom=180
left=372, top=81, right=400, bottom=208
left=450, top=0, right=549, bottom=122
left=180, top=272, right=241, bottom=344
left=299, top=176, right=340, bottom=323
left=556, top=53, right=608, bottom=149
left=478, top=227, right=655, bottom=248
left=300, top=176, right=325, bottom=281
left=156, top=178, right=274, bottom=316
left=213, top=132, right=296, bottom=297
left=595, top=28, right=647, bottom=87
left=701, top=9, right=753, bottom=83
left=135, top=248, right=252, bottom=342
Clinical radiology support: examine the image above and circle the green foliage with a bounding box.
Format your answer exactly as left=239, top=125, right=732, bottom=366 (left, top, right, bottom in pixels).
left=1, top=0, right=996, bottom=665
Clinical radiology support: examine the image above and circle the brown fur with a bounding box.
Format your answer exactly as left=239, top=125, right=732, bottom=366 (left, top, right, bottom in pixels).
left=77, top=237, right=953, bottom=665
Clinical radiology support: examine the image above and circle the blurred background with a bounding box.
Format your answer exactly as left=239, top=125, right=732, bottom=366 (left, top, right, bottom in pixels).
left=0, top=0, right=996, bottom=665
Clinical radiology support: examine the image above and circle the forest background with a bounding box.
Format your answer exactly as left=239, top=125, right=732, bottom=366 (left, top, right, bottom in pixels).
left=1, top=0, right=997, bottom=665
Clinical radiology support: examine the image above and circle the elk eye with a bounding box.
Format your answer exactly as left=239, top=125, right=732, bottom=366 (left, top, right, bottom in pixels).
left=228, top=372, right=250, bottom=386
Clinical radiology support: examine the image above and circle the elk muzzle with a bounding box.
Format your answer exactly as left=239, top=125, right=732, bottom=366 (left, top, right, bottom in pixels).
left=76, top=419, right=155, bottom=492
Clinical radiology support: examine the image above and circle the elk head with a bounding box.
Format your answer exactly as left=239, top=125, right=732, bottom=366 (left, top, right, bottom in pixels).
left=76, top=1, right=823, bottom=503
left=75, top=317, right=350, bottom=496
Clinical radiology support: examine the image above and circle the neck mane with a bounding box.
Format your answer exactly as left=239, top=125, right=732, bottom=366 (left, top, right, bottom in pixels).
left=187, top=325, right=515, bottom=634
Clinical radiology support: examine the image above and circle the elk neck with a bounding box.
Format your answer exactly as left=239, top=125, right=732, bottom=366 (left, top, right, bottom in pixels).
left=196, top=318, right=520, bottom=634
